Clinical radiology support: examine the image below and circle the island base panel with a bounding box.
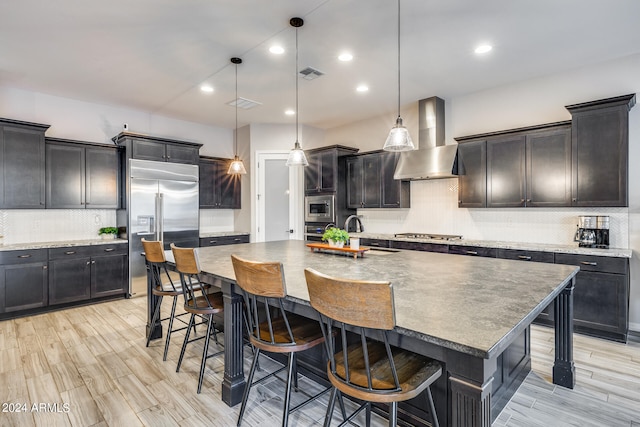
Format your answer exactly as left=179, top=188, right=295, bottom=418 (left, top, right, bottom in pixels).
left=222, top=281, right=246, bottom=406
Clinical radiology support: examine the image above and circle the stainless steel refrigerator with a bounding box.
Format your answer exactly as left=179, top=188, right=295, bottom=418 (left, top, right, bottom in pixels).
left=127, top=159, right=199, bottom=296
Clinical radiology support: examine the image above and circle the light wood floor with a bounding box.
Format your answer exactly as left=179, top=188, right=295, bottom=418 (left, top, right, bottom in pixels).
left=0, top=296, right=639, bottom=427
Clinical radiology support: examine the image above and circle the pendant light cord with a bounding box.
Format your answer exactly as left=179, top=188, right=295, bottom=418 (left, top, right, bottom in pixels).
left=295, top=25, right=299, bottom=143
left=234, top=62, right=238, bottom=156
left=397, top=0, right=401, bottom=120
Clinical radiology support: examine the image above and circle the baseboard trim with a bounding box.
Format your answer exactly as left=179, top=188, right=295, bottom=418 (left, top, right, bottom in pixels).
left=628, top=329, right=640, bottom=343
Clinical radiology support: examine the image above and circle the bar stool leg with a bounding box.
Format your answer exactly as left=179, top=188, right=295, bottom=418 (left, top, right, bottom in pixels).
left=425, top=387, right=439, bottom=427
left=282, top=352, right=296, bottom=427
left=323, top=388, right=337, bottom=427
left=237, top=347, right=262, bottom=427
left=146, top=295, right=163, bottom=347
left=388, top=402, right=397, bottom=427
left=366, top=402, right=372, bottom=426
left=177, top=313, right=195, bottom=372
left=197, top=313, right=214, bottom=394
left=163, top=295, right=179, bottom=361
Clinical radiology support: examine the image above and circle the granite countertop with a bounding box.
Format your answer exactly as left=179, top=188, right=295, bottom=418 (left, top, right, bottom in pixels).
left=0, top=238, right=128, bottom=251
left=199, top=231, right=249, bottom=238
left=350, top=232, right=632, bottom=258
left=186, top=240, right=579, bottom=359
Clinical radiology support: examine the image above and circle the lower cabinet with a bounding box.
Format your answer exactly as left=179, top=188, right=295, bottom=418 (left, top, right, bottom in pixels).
left=199, top=234, right=250, bottom=247
left=359, top=238, right=390, bottom=248
left=390, top=240, right=448, bottom=253
left=0, top=250, right=48, bottom=313
left=448, top=244, right=497, bottom=258
left=49, top=245, right=128, bottom=306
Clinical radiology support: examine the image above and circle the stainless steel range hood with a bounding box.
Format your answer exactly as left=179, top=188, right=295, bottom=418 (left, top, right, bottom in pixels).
left=393, top=96, right=458, bottom=180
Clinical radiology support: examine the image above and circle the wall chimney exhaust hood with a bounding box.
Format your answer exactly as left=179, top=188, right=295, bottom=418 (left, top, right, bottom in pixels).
left=393, top=96, right=458, bottom=180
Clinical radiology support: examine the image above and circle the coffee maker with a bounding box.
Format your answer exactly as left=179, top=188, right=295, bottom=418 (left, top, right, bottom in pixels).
left=574, top=215, right=610, bottom=248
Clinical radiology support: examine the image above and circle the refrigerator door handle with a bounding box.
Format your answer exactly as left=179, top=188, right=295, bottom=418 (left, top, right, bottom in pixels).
left=157, top=193, right=164, bottom=242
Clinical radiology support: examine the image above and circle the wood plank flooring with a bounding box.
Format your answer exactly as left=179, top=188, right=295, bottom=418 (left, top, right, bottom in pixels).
left=0, top=297, right=639, bottom=426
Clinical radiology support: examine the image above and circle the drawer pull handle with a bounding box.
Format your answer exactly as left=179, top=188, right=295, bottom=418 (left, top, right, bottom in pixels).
left=466, top=250, right=478, bottom=255
left=234, top=238, right=241, bottom=241
left=518, top=255, right=532, bottom=261
left=18, top=254, right=32, bottom=258
left=209, top=240, right=217, bottom=244
left=65, top=251, right=76, bottom=255
left=580, top=261, right=598, bottom=266
left=104, top=248, right=115, bottom=252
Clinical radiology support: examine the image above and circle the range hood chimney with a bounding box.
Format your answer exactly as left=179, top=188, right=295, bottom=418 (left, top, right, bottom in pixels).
left=393, top=96, right=458, bottom=180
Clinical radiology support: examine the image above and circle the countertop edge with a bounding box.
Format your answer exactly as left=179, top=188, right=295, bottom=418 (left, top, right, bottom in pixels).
left=0, top=239, right=128, bottom=251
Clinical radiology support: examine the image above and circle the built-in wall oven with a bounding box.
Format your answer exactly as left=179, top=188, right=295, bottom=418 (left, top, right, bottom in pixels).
left=304, top=195, right=335, bottom=223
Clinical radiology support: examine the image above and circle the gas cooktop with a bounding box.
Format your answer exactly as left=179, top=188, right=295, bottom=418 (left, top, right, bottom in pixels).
left=394, top=233, right=463, bottom=241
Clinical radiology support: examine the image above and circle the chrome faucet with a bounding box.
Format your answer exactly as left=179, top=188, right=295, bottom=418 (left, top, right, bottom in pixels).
left=344, top=215, right=364, bottom=233
left=324, top=223, right=335, bottom=231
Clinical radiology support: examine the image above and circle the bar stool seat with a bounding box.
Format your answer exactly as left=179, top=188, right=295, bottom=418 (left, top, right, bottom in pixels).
left=171, top=243, right=224, bottom=394
left=304, top=267, right=442, bottom=427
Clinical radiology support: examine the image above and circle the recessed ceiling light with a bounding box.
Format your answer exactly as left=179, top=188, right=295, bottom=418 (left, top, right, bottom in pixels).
left=474, top=44, right=492, bottom=54
left=270, top=45, right=285, bottom=54
left=356, top=85, right=369, bottom=92
left=285, top=109, right=295, bottom=116
left=338, top=52, right=353, bottom=62
left=200, top=84, right=214, bottom=93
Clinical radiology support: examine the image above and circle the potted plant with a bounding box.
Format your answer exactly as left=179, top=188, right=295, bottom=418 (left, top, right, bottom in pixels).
left=98, top=227, right=118, bottom=240
left=322, top=227, right=350, bottom=248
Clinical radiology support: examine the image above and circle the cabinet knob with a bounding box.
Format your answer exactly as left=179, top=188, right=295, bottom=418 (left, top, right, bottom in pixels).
left=572, top=198, right=577, bottom=202
left=526, top=199, right=531, bottom=203
left=43, top=265, right=48, bottom=270
left=86, top=261, right=90, bottom=265
left=92, top=260, right=96, bottom=264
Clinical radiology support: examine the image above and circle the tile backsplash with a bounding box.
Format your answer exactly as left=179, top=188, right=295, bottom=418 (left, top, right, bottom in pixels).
left=358, top=178, right=629, bottom=248
left=199, top=209, right=235, bottom=233
left=0, top=209, right=117, bottom=244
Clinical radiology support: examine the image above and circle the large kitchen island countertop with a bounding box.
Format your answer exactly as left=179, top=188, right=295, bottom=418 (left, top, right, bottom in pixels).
left=351, top=232, right=632, bottom=258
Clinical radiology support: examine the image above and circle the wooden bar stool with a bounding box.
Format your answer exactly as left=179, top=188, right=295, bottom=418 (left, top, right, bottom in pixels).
left=304, top=267, right=442, bottom=427
left=171, top=243, right=224, bottom=394
left=142, top=238, right=195, bottom=361
left=231, top=254, right=333, bottom=427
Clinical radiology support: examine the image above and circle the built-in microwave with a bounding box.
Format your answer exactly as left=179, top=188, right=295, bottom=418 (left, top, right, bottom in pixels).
left=304, top=195, right=335, bottom=223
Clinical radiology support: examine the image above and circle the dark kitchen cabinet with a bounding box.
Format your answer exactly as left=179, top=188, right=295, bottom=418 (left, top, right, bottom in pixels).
left=566, top=94, right=635, bottom=207
left=454, top=139, right=486, bottom=208
left=114, top=133, right=202, bottom=165
left=526, top=125, right=572, bottom=207
left=390, top=240, right=448, bottom=253
left=199, top=156, right=241, bottom=209
left=497, top=248, right=554, bottom=263
left=305, top=146, right=358, bottom=194
left=487, top=135, right=526, bottom=208
left=91, top=246, right=128, bottom=298
left=0, top=118, right=49, bottom=209
left=0, top=250, right=48, bottom=314
left=448, top=245, right=497, bottom=258
left=199, top=234, right=250, bottom=247
left=46, top=139, right=120, bottom=209
left=347, top=153, right=381, bottom=208
left=359, top=238, right=390, bottom=248
left=380, top=152, right=410, bottom=208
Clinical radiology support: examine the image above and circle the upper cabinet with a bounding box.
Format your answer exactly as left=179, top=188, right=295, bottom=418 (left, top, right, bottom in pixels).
left=455, top=139, right=487, bottom=208
left=199, top=156, right=241, bottom=209
left=114, top=132, right=202, bottom=165
left=0, top=118, right=49, bottom=209
left=46, top=139, right=121, bottom=209
left=347, top=151, right=410, bottom=209
left=486, top=134, right=526, bottom=208
left=304, top=146, right=358, bottom=194
left=566, top=94, right=635, bottom=207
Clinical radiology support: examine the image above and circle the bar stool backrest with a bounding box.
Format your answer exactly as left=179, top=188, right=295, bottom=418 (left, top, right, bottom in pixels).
left=170, top=243, right=211, bottom=309
left=304, top=267, right=401, bottom=394
left=231, top=254, right=297, bottom=347
left=142, top=238, right=176, bottom=292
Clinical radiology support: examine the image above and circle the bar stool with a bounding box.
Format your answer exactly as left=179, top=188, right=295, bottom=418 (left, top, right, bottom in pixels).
left=171, top=243, right=224, bottom=394
left=142, top=238, right=195, bottom=361
left=304, top=267, right=442, bottom=427
left=231, top=254, right=333, bottom=427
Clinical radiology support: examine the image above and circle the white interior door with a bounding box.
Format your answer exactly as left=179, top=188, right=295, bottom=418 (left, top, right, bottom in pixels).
left=256, top=151, right=303, bottom=242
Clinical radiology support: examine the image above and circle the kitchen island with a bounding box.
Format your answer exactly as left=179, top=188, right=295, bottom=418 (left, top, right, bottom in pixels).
left=167, top=240, right=579, bottom=427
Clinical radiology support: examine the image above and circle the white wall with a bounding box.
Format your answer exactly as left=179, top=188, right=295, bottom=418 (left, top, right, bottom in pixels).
left=325, top=53, right=640, bottom=332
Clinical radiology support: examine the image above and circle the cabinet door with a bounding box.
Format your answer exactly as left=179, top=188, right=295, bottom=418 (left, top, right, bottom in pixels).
left=571, top=106, right=628, bottom=206
left=46, top=143, right=85, bottom=208
left=304, top=152, right=321, bottom=193
left=573, top=271, right=628, bottom=339
left=0, top=262, right=48, bottom=313
left=48, top=257, right=91, bottom=305
left=381, top=152, right=410, bottom=208
left=487, top=135, right=526, bottom=207
left=91, top=254, right=128, bottom=298
left=362, top=154, right=381, bottom=207
left=85, top=147, right=119, bottom=208
left=217, top=171, right=241, bottom=209
left=166, top=144, right=199, bottom=164
left=346, top=157, right=362, bottom=208
left=199, top=159, right=217, bottom=208
left=131, top=139, right=167, bottom=162
left=1, top=126, right=46, bottom=208
left=526, top=127, right=571, bottom=207
left=318, top=150, right=337, bottom=192
left=457, top=140, right=486, bottom=208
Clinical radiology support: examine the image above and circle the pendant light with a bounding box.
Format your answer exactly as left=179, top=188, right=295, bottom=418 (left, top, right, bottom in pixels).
left=383, top=0, right=415, bottom=152
left=227, top=57, right=247, bottom=174
left=286, top=17, right=309, bottom=167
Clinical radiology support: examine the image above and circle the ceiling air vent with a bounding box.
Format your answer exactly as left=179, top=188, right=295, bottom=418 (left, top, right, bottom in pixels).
left=227, top=97, right=262, bottom=110
left=299, top=66, right=324, bottom=80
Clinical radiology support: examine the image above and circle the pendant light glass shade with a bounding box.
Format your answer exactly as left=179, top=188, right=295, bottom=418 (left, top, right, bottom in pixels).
left=287, top=17, right=308, bottom=167
left=228, top=57, right=247, bottom=174
left=383, top=0, right=415, bottom=152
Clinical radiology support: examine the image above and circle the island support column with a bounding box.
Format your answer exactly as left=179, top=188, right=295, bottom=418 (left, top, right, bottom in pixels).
left=221, top=280, right=246, bottom=406
left=553, top=277, right=575, bottom=388
left=449, top=376, right=493, bottom=427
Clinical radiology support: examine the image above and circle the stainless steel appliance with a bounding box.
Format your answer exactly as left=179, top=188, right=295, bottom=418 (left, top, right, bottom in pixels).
left=395, top=233, right=463, bottom=241
left=305, top=195, right=335, bottom=223
left=127, top=159, right=199, bottom=295
left=305, top=223, right=334, bottom=242
left=574, top=215, right=609, bottom=248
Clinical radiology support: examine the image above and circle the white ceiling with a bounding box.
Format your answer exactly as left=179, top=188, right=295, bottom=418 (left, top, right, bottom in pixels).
left=2, top=0, right=640, bottom=130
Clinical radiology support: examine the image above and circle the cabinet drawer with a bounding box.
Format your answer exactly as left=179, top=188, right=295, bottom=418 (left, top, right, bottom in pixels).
left=497, top=248, right=554, bottom=263
left=200, top=235, right=249, bottom=247
left=359, top=238, right=390, bottom=248
left=49, top=246, right=92, bottom=260
left=0, top=249, right=48, bottom=265
left=88, top=244, right=127, bottom=257
left=390, top=241, right=448, bottom=253
left=554, top=253, right=627, bottom=274
left=448, top=245, right=497, bottom=258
